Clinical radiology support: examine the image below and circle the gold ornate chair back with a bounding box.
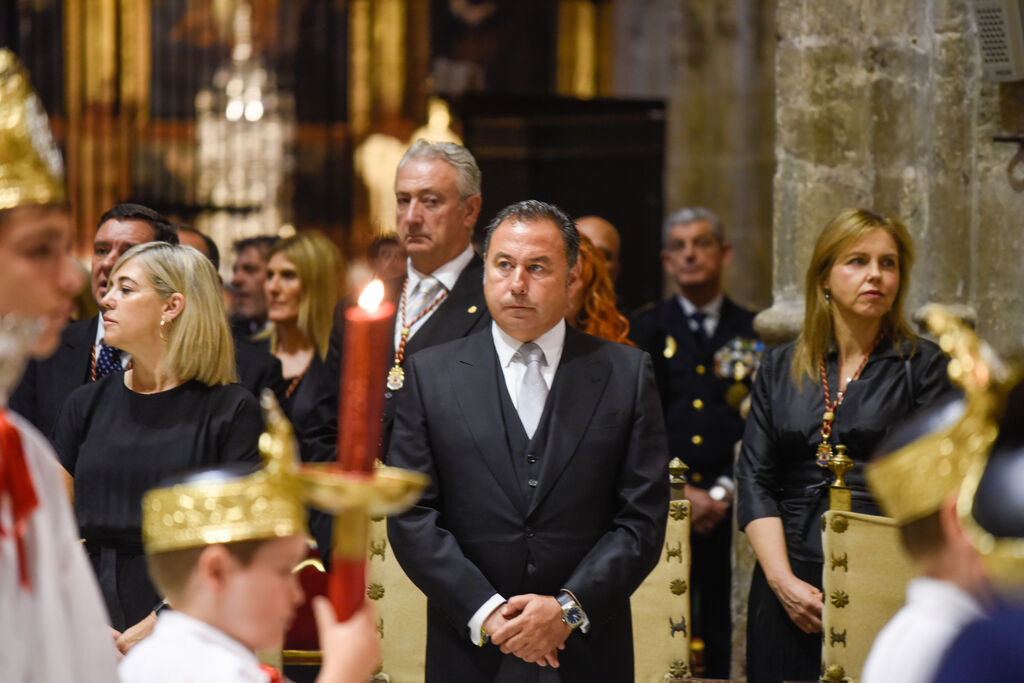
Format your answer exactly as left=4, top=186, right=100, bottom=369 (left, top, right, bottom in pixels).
left=371, top=515, right=428, bottom=682
left=631, top=458, right=693, bottom=682
left=819, top=452, right=915, bottom=683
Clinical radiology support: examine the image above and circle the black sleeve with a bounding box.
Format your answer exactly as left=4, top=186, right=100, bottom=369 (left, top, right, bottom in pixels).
left=735, top=345, right=782, bottom=529
left=218, top=388, right=263, bottom=465
left=911, top=339, right=952, bottom=410
left=297, top=303, right=345, bottom=464
left=51, top=384, right=88, bottom=475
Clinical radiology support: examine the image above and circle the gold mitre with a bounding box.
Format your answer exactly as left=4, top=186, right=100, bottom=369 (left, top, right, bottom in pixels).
left=142, top=391, right=309, bottom=554
left=865, top=305, right=1011, bottom=526
left=0, top=49, right=66, bottom=210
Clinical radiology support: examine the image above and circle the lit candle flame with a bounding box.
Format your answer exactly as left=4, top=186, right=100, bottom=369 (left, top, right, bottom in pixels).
left=358, top=279, right=385, bottom=313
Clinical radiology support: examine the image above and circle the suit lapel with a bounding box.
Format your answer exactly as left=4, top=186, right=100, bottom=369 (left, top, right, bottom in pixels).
left=449, top=333, right=527, bottom=515
left=407, top=257, right=487, bottom=356
left=659, top=298, right=702, bottom=361
left=60, top=317, right=97, bottom=387
left=528, top=328, right=610, bottom=518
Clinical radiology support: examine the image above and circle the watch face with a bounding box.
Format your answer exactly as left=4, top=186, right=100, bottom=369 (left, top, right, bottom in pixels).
left=564, top=606, right=583, bottom=626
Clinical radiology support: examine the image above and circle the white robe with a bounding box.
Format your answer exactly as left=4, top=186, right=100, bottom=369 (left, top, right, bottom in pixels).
left=862, top=576, right=986, bottom=683
left=120, top=611, right=273, bottom=683
left=0, top=412, right=120, bottom=682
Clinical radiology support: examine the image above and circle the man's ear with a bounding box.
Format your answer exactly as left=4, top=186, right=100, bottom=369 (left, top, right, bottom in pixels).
left=162, top=292, right=186, bottom=323
left=721, top=241, right=734, bottom=268
left=938, top=491, right=968, bottom=548
left=462, top=194, right=482, bottom=230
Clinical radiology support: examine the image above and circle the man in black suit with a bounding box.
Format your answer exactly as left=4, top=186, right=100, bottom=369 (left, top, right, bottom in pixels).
left=388, top=200, right=669, bottom=682
left=11, top=203, right=178, bottom=438
left=630, top=206, right=757, bottom=678
left=302, top=139, right=491, bottom=464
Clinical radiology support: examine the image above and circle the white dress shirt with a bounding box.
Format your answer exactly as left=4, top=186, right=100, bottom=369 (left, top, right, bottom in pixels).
left=394, top=244, right=476, bottom=349
left=0, top=413, right=119, bottom=682
left=467, top=319, right=568, bottom=645
left=862, top=577, right=987, bottom=683
left=676, top=292, right=724, bottom=339
left=120, top=610, right=272, bottom=683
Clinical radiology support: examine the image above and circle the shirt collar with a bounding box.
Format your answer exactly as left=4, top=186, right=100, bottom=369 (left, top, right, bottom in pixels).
left=94, top=312, right=106, bottom=345
left=676, top=292, right=724, bottom=318
left=491, top=319, right=567, bottom=370
left=406, top=244, right=475, bottom=294
left=154, top=610, right=261, bottom=667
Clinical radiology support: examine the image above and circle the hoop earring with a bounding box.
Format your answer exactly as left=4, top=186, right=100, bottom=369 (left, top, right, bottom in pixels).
left=159, top=318, right=168, bottom=342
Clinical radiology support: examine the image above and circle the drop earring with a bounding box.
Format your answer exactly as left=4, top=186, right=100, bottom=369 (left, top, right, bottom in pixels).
left=159, top=318, right=168, bottom=342
left=824, top=289, right=832, bottom=302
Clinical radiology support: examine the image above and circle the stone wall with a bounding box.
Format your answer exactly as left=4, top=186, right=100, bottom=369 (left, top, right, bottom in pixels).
left=609, top=0, right=777, bottom=312
left=765, top=0, right=1024, bottom=356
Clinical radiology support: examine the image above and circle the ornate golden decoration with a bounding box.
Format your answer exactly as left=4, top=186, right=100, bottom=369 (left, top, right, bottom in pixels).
left=368, top=539, right=387, bottom=561
left=143, top=391, right=428, bottom=554
left=669, top=616, right=687, bottom=638
left=376, top=617, right=384, bottom=639
left=669, top=578, right=688, bottom=596
left=0, top=49, right=66, bottom=211
left=293, top=558, right=325, bottom=574
left=667, top=659, right=689, bottom=677
left=669, top=500, right=689, bottom=521
left=367, top=582, right=385, bottom=600
left=665, top=542, right=683, bottom=563
left=829, top=515, right=849, bottom=534
left=830, top=552, right=848, bottom=572
left=821, top=663, right=846, bottom=682
left=866, top=305, right=1011, bottom=526
left=829, top=628, right=846, bottom=647
left=829, top=590, right=849, bottom=608
left=827, top=445, right=854, bottom=512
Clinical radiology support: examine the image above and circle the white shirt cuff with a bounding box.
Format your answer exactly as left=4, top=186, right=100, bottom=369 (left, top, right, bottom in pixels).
left=468, top=593, right=506, bottom=646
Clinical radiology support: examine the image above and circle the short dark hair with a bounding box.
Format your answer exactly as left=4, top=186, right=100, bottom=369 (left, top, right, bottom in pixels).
left=178, top=225, right=221, bottom=271
left=368, top=232, right=400, bottom=261
left=97, top=203, right=178, bottom=245
left=482, top=200, right=579, bottom=268
left=232, top=235, right=279, bottom=261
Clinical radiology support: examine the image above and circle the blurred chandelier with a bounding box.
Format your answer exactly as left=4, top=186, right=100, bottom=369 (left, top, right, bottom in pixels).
left=194, top=1, right=295, bottom=263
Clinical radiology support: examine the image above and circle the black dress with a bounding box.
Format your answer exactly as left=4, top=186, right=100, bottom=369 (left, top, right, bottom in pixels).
left=735, top=336, right=950, bottom=683
left=53, top=375, right=262, bottom=631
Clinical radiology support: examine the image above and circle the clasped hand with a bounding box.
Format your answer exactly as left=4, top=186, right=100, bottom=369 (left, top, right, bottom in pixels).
left=484, top=594, right=572, bottom=668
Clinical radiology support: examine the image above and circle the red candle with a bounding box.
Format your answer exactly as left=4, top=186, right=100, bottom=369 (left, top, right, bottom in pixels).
left=329, top=279, right=394, bottom=620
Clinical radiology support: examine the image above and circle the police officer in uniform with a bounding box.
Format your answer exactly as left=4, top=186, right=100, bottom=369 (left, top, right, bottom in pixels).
left=631, top=206, right=757, bottom=678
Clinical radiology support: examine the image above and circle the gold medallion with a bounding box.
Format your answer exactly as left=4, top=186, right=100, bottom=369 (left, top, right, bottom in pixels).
left=816, top=442, right=833, bottom=467
left=386, top=365, right=405, bottom=391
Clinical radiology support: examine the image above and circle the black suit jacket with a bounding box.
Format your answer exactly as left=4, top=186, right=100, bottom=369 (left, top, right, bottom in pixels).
left=301, top=255, right=491, bottom=463
left=11, top=317, right=97, bottom=438
left=387, top=326, right=670, bottom=682
left=630, top=296, right=757, bottom=486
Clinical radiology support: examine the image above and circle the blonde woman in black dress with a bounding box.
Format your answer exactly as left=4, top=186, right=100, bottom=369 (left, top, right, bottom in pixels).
left=736, top=209, right=950, bottom=682
left=54, top=243, right=261, bottom=651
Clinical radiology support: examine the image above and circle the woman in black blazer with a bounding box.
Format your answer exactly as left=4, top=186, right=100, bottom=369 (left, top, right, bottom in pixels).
left=736, top=208, right=950, bottom=683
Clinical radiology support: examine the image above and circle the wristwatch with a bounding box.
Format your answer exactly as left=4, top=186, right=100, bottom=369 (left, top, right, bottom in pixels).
left=709, top=484, right=729, bottom=502
left=557, top=591, right=585, bottom=630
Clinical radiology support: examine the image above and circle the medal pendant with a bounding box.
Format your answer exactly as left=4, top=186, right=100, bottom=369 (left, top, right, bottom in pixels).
left=816, top=442, right=833, bottom=467
left=386, top=365, right=405, bottom=391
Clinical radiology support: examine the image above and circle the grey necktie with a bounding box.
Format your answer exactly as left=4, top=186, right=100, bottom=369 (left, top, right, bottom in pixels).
left=407, top=276, right=445, bottom=324
left=517, top=342, right=548, bottom=438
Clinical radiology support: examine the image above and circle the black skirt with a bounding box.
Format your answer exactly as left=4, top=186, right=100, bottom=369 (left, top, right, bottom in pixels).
left=746, top=558, right=823, bottom=683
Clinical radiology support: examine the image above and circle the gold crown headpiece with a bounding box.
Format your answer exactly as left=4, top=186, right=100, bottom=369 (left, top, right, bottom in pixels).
left=865, top=305, right=1012, bottom=526
left=142, top=391, right=429, bottom=555
left=0, top=49, right=66, bottom=211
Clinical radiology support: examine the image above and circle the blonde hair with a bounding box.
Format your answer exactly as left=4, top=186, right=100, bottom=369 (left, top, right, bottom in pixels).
left=791, top=208, right=917, bottom=385
left=266, top=231, right=344, bottom=359
left=112, top=242, right=236, bottom=385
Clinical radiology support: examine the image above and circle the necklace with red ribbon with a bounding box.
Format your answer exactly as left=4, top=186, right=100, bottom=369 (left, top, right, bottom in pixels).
left=0, top=409, right=39, bottom=590
left=386, top=278, right=448, bottom=391
left=815, top=336, right=880, bottom=467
